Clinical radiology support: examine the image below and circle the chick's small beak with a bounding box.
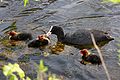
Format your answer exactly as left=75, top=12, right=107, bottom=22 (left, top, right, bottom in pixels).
left=37, top=35, right=50, bottom=42
left=80, top=50, right=83, bottom=55
left=37, top=35, right=44, bottom=41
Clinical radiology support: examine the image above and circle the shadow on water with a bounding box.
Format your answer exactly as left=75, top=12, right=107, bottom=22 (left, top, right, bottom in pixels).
left=0, top=0, right=120, bottom=80
left=1, top=21, right=17, bottom=33
left=15, top=8, right=43, bottom=17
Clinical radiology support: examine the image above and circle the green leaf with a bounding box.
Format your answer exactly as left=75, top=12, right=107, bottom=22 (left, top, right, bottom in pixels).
left=2, top=63, right=31, bottom=80
left=3, top=63, right=25, bottom=78
left=48, top=74, right=60, bottom=80
left=39, top=60, right=48, bottom=72
left=10, top=74, right=18, bottom=80
left=118, top=50, right=120, bottom=53
left=103, top=0, right=120, bottom=3
left=23, top=0, right=29, bottom=7
left=26, top=77, right=31, bottom=80
left=118, top=54, right=120, bottom=61
left=13, top=63, right=25, bottom=79
left=3, top=63, right=14, bottom=76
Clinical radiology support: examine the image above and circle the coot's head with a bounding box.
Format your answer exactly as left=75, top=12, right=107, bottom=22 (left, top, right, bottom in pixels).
left=50, top=26, right=65, bottom=41
left=80, top=49, right=90, bottom=56
left=92, top=30, right=114, bottom=42
left=50, top=26, right=64, bottom=35
left=8, top=31, right=17, bottom=36
left=104, top=33, right=114, bottom=41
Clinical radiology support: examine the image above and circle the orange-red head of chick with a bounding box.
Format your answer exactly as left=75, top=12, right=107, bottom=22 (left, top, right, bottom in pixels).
left=80, top=49, right=101, bottom=65
left=38, top=35, right=46, bottom=41
left=80, top=49, right=90, bottom=57
left=8, top=31, right=32, bottom=41
left=8, top=31, right=17, bottom=36
left=37, top=34, right=50, bottom=42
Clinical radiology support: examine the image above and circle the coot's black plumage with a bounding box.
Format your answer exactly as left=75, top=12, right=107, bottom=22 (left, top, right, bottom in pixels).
left=8, top=31, right=32, bottom=41
left=28, top=34, right=50, bottom=48
left=50, top=26, right=114, bottom=48
left=80, top=49, right=101, bottom=65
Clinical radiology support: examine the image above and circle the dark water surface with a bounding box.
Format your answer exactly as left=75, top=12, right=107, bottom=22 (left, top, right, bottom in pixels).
left=0, top=0, right=120, bottom=80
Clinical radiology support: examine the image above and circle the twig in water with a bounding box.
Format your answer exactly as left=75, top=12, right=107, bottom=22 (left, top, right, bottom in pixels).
left=90, top=33, right=111, bottom=80
left=0, top=0, right=3, bottom=2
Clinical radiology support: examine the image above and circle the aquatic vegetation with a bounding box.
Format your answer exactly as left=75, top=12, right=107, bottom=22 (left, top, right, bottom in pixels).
left=103, top=0, right=120, bottom=3
left=39, top=60, right=48, bottom=73
left=117, top=50, right=120, bottom=66
left=23, top=0, right=41, bottom=7
left=2, top=60, right=62, bottom=80
left=3, top=63, right=31, bottom=80
left=34, top=60, right=62, bottom=80
left=2, top=21, right=17, bottom=34
left=23, top=0, right=29, bottom=7
left=48, top=74, right=61, bottom=80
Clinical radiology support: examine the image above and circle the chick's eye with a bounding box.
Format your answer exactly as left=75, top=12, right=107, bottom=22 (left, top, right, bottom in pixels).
left=41, top=35, right=44, bottom=37
left=39, top=35, right=42, bottom=38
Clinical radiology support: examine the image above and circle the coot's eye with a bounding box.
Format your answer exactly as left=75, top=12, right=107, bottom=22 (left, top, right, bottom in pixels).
left=104, top=32, right=108, bottom=34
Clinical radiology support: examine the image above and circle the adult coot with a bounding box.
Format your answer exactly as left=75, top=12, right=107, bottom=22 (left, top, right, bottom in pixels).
left=80, top=49, right=101, bottom=65
left=8, top=31, right=32, bottom=41
left=50, top=26, right=114, bottom=49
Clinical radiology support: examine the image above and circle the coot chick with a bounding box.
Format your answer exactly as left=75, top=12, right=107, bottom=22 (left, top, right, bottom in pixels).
left=8, top=31, right=32, bottom=41
left=80, top=49, right=101, bottom=65
left=28, top=34, right=50, bottom=48
left=50, top=26, right=114, bottom=49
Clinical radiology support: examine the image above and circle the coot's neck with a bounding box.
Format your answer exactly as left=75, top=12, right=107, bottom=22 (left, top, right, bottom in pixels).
left=53, top=27, right=65, bottom=42
left=56, top=29, right=65, bottom=42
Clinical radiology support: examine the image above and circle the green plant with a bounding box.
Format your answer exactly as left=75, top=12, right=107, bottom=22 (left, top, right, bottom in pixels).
left=48, top=74, right=61, bottom=80
left=2, top=63, right=31, bottom=80
left=117, top=50, right=120, bottom=66
left=103, top=0, right=120, bottom=3
left=39, top=60, right=48, bottom=72
left=23, top=0, right=29, bottom=7
left=23, top=0, right=40, bottom=7
left=2, top=60, right=62, bottom=80
left=34, top=59, right=62, bottom=80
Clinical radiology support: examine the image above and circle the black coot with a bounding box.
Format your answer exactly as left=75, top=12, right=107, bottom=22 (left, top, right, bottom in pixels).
left=50, top=26, right=114, bottom=49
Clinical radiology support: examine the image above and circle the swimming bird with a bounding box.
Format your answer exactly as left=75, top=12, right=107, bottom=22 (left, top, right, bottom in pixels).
left=28, top=34, right=50, bottom=48
left=80, top=49, right=101, bottom=65
left=8, top=31, right=32, bottom=41
left=50, top=26, right=114, bottom=49
left=28, top=26, right=53, bottom=48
